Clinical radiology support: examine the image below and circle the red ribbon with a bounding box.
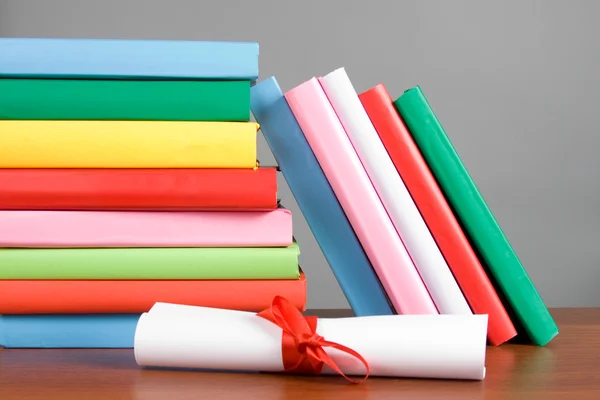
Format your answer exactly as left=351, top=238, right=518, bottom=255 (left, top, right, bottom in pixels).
left=257, top=295, right=370, bottom=383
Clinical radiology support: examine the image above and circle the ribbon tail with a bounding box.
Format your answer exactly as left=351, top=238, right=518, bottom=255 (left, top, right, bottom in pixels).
left=316, top=341, right=371, bottom=384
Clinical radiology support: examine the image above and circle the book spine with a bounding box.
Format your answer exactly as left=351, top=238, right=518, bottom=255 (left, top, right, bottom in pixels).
left=0, top=209, right=293, bottom=248
left=250, top=76, right=394, bottom=317
left=360, top=84, right=517, bottom=345
left=319, top=68, right=471, bottom=315
left=0, top=314, right=139, bottom=348
left=0, top=38, right=259, bottom=80
left=0, top=121, right=258, bottom=168
left=0, top=168, right=278, bottom=210
left=0, top=273, right=307, bottom=314
left=0, top=79, right=250, bottom=121
left=394, top=86, right=559, bottom=345
left=285, top=77, right=437, bottom=315
left=0, top=244, right=301, bottom=280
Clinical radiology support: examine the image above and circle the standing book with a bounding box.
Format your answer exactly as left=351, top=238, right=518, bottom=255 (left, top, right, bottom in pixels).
left=319, top=68, right=470, bottom=315
left=394, top=86, right=558, bottom=346
left=250, top=76, right=393, bottom=317
left=285, top=77, right=437, bottom=315
left=359, top=84, right=517, bottom=345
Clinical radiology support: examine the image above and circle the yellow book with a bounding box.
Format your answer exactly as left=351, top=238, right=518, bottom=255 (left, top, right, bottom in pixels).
left=0, top=120, right=258, bottom=168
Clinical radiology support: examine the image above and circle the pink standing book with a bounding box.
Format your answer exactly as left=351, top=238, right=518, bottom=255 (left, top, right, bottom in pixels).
left=284, top=77, right=437, bottom=315
left=0, top=209, right=293, bottom=248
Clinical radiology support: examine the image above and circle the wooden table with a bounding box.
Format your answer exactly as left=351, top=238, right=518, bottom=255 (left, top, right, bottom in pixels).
left=1, top=308, right=598, bottom=399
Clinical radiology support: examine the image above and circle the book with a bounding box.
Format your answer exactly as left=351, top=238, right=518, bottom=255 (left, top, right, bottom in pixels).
left=0, top=272, right=307, bottom=314
left=319, top=68, right=471, bottom=315
left=0, top=79, right=250, bottom=121
left=250, top=76, right=393, bottom=317
left=0, top=37, right=258, bottom=80
left=0, top=243, right=300, bottom=280
left=0, top=209, right=293, bottom=248
left=0, top=120, right=258, bottom=168
left=0, top=168, right=278, bottom=210
left=394, top=86, right=558, bottom=345
left=285, top=77, right=437, bottom=315
left=0, top=314, right=140, bottom=348
left=359, top=84, right=517, bottom=345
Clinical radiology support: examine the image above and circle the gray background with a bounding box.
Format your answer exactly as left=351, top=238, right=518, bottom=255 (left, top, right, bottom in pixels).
left=1, top=0, right=597, bottom=309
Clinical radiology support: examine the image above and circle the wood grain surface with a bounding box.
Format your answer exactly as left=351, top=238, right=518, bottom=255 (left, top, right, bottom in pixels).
left=1, top=308, right=598, bottom=400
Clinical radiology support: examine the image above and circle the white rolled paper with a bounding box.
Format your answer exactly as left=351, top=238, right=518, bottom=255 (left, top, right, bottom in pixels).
left=134, top=302, right=488, bottom=380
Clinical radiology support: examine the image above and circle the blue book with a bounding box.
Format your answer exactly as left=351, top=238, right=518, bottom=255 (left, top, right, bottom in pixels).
left=250, top=76, right=393, bottom=317
left=0, top=38, right=258, bottom=80
left=0, top=314, right=140, bottom=348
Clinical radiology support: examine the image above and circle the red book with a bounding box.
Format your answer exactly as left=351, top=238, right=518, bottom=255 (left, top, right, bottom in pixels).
left=0, top=272, right=306, bottom=314
left=359, top=84, right=517, bottom=345
left=0, top=168, right=278, bottom=210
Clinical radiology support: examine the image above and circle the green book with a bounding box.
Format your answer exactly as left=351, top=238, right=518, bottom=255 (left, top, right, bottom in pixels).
left=0, top=78, right=250, bottom=121
left=394, top=86, right=558, bottom=346
left=0, top=244, right=300, bottom=280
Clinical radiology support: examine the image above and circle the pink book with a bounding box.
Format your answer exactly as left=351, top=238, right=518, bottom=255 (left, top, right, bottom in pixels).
left=285, top=77, right=437, bottom=315
left=0, top=209, right=293, bottom=248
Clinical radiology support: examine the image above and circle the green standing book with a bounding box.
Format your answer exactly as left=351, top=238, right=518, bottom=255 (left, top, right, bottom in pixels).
left=0, top=78, right=250, bottom=121
left=394, top=86, right=558, bottom=346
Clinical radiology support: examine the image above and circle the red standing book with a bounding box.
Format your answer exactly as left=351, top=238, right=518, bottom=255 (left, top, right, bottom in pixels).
left=359, top=84, right=516, bottom=345
left=0, top=168, right=278, bottom=210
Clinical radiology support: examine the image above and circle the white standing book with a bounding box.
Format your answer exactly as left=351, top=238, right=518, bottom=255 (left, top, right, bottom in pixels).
left=318, top=68, right=471, bottom=315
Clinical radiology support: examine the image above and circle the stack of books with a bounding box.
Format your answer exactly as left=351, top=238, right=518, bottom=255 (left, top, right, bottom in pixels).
left=0, top=37, right=558, bottom=350
left=251, top=70, right=559, bottom=347
left=0, top=38, right=305, bottom=348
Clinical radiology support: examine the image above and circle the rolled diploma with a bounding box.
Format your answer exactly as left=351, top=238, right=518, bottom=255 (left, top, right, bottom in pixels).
left=134, top=303, right=488, bottom=380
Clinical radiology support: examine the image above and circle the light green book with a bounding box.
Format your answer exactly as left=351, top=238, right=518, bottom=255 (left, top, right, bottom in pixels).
left=0, top=244, right=300, bottom=280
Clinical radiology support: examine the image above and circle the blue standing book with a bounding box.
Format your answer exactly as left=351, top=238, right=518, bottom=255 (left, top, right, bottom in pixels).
left=0, top=314, right=140, bottom=348
left=250, top=76, right=393, bottom=316
left=0, top=38, right=259, bottom=80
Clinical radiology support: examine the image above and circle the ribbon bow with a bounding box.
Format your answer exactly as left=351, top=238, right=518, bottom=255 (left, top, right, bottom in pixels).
left=257, top=295, right=370, bottom=383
